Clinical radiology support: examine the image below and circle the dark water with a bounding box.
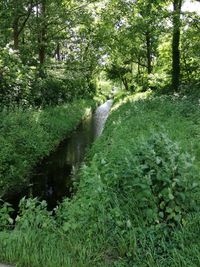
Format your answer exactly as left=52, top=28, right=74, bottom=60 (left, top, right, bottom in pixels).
left=6, top=100, right=113, bottom=209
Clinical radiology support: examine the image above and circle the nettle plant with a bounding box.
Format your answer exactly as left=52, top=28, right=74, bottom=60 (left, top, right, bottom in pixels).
left=129, top=133, right=198, bottom=226
left=0, top=200, right=14, bottom=230
left=15, top=197, right=54, bottom=230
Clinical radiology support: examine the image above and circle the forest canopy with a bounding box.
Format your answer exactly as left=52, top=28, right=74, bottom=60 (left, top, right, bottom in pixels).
left=0, top=0, right=199, bottom=107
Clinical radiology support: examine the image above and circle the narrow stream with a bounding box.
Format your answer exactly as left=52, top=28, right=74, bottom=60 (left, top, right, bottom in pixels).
left=6, top=100, right=113, bottom=210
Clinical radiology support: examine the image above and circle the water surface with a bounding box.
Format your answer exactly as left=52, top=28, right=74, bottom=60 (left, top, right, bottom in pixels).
left=28, top=100, right=113, bottom=208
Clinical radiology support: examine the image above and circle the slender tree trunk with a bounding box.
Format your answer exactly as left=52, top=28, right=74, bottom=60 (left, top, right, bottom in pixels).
left=121, top=76, right=129, bottom=91
left=13, top=18, right=19, bottom=50
left=22, top=33, right=25, bottom=45
left=137, top=57, right=141, bottom=85
left=38, top=0, right=47, bottom=66
left=13, top=0, right=19, bottom=50
left=56, top=43, right=61, bottom=61
left=12, top=1, right=33, bottom=50
left=146, top=30, right=152, bottom=74
left=172, top=0, right=182, bottom=91
left=39, top=31, right=46, bottom=65
left=138, top=57, right=141, bottom=74
left=182, top=53, right=191, bottom=83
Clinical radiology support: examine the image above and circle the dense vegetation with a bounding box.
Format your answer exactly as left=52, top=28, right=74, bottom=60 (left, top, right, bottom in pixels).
left=0, top=0, right=200, bottom=266
left=0, top=100, right=93, bottom=197
left=0, top=0, right=199, bottom=105
left=0, top=94, right=200, bottom=266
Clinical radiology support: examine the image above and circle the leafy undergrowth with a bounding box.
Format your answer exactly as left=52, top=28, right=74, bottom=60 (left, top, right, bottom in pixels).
left=0, top=94, right=200, bottom=267
left=0, top=99, right=94, bottom=197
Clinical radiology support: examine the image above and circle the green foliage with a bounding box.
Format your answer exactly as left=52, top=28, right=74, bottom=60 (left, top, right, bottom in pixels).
left=0, top=0, right=99, bottom=108
left=1, top=93, right=199, bottom=267
left=0, top=0, right=199, bottom=264
left=101, top=0, right=200, bottom=93
left=63, top=71, right=96, bottom=100
left=124, top=133, right=198, bottom=226
left=60, top=94, right=200, bottom=265
left=0, top=200, right=14, bottom=231
left=31, top=76, right=72, bottom=106
left=0, top=47, right=36, bottom=107
left=113, top=90, right=130, bottom=104
left=0, top=93, right=200, bottom=265
left=0, top=47, right=96, bottom=108
left=0, top=99, right=93, bottom=197
left=181, top=14, right=200, bottom=87
left=16, top=197, right=54, bottom=230
left=1, top=94, right=198, bottom=267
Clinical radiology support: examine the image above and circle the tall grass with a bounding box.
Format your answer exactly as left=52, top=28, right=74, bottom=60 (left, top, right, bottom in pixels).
left=0, top=94, right=200, bottom=266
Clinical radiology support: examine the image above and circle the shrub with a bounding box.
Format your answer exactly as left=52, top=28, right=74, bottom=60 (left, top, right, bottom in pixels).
left=0, top=47, right=36, bottom=107
left=121, top=133, right=199, bottom=226
left=0, top=200, right=14, bottom=231
left=30, top=75, right=96, bottom=107
left=30, top=77, right=71, bottom=106
left=15, top=197, right=54, bottom=230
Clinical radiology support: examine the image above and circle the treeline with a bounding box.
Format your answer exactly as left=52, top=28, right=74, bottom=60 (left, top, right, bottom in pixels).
left=0, top=0, right=199, bottom=107
left=103, top=0, right=200, bottom=92
left=0, top=48, right=95, bottom=107
left=0, top=0, right=99, bottom=107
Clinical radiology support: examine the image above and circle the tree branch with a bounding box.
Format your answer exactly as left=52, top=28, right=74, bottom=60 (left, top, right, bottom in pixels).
left=18, top=1, right=34, bottom=35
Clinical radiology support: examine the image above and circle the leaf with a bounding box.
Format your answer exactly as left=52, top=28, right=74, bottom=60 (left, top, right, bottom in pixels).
left=62, top=222, right=71, bottom=232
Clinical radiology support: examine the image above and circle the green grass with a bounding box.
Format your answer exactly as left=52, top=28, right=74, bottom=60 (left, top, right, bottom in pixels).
left=0, top=99, right=94, bottom=197
left=0, top=93, right=200, bottom=266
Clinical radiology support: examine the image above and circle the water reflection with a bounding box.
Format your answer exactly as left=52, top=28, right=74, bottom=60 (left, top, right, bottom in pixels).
left=30, top=100, right=113, bottom=208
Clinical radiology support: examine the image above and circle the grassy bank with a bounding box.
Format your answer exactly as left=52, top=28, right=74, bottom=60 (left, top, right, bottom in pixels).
left=0, top=94, right=200, bottom=266
left=0, top=99, right=94, bottom=197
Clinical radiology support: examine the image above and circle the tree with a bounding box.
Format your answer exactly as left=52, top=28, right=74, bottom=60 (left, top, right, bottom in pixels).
left=0, top=0, right=34, bottom=50
left=172, top=0, right=182, bottom=91
left=97, top=0, right=167, bottom=91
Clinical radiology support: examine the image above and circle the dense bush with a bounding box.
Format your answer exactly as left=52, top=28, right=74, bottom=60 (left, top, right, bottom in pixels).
left=0, top=47, right=36, bottom=107
left=0, top=99, right=93, bottom=197
left=118, top=133, right=198, bottom=226
left=30, top=75, right=96, bottom=107
left=30, top=77, right=72, bottom=106
left=0, top=47, right=96, bottom=108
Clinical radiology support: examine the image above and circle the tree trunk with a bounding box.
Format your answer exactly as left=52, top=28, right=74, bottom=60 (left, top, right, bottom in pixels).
left=182, top=52, right=191, bottom=83
left=12, top=0, right=33, bottom=50
left=172, top=0, right=182, bottom=91
left=121, top=76, right=129, bottom=91
left=13, top=18, right=19, bottom=50
left=39, top=32, right=46, bottom=65
left=13, top=0, right=20, bottom=50
left=146, top=30, right=152, bottom=74
left=56, top=43, right=61, bottom=61
left=38, top=0, right=47, bottom=66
